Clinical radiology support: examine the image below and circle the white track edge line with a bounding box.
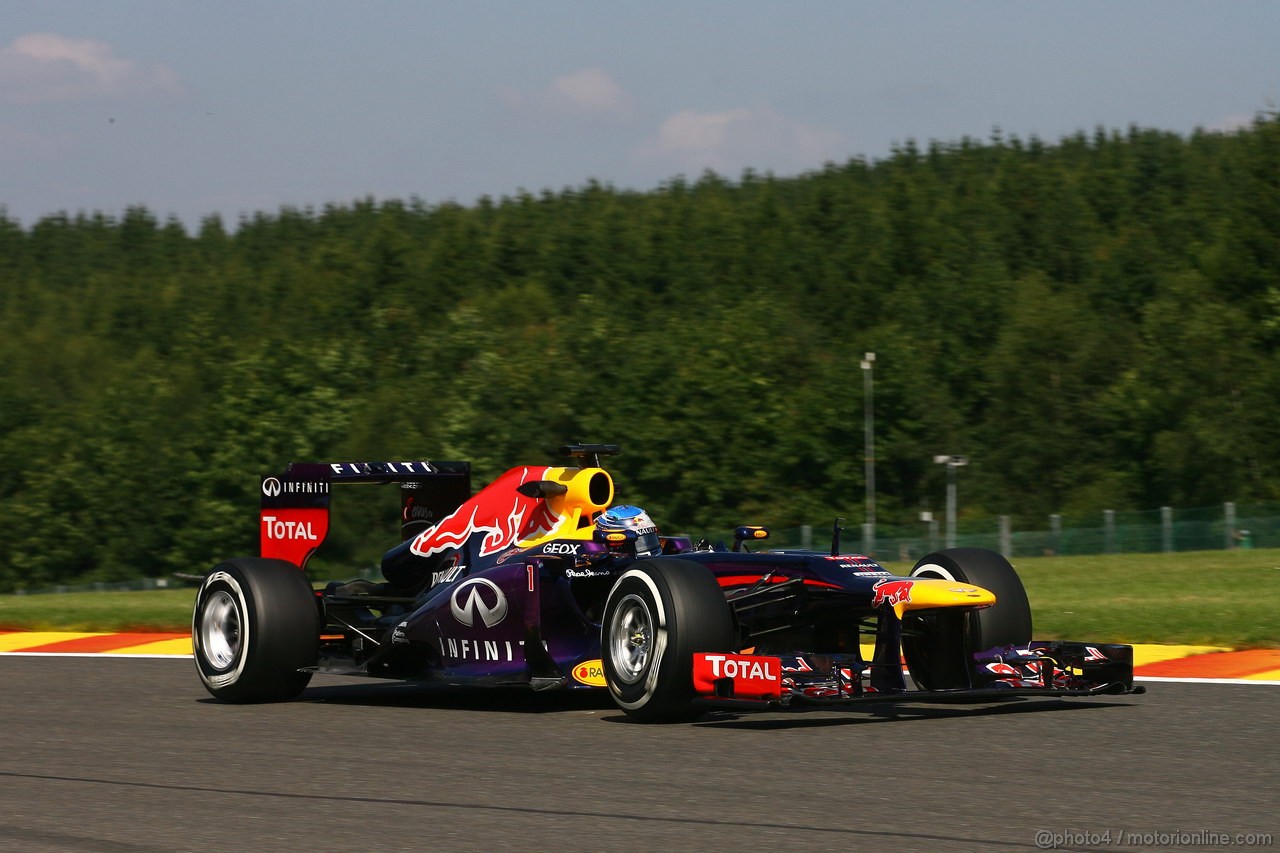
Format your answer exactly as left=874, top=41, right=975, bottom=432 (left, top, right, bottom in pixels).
left=0, top=652, right=192, bottom=659
left=1135, top=675, right=1280, bottom=686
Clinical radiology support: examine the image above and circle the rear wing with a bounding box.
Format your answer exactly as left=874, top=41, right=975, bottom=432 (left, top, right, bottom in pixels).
left=260, top=460, right=471, bottom=568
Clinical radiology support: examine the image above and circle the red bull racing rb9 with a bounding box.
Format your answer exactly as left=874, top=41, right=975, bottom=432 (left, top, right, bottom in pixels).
left=193, top=444, right=1143, bottom=721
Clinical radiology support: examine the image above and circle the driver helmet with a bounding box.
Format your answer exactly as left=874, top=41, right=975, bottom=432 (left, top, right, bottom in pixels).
left=596, top=505, right=661, bottom=557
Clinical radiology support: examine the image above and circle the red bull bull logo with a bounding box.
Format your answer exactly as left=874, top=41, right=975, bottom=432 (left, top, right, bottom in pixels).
left=871, top=578, right=915, bottom=608
left=410, top=467, right=562, bottom=559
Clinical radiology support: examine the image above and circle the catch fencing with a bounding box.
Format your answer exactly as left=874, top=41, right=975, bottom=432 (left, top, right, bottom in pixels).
left=755, top=501, right=1280, bottom=564
left=14, top=502, right=1280, bottom=594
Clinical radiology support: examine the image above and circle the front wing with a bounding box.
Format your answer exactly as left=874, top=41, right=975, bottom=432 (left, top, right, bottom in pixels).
left=692, top=641, right=1143, bottom=711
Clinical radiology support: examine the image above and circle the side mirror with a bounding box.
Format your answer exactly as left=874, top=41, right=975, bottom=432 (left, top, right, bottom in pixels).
left=732, top=525, right=770, bottom=552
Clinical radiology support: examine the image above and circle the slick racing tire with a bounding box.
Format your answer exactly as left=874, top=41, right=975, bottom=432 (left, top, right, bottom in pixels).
left=601, top=558, right=735, bottom=723
left=193, top=557, right=320, bottom=703
left=902, top=548, right=1033, bottom=691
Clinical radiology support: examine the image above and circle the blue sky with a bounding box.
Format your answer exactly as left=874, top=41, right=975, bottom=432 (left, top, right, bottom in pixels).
left=2, top=1, right=1277, bottom=229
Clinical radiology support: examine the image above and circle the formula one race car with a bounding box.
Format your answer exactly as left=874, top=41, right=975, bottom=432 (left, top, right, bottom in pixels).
left=192, top=445, right=1142, bottom=721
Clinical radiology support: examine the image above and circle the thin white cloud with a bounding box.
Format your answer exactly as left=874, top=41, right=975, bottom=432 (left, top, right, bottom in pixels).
left=502, top=66, right=631, bottom=118
left=551, top=67, right=627, bottom=113
left=0, top=33, right=181, bottom=104
left=1205, top=113, right=1256, bottom=133
left=638, top=105, right=845, bottom=175
left=654, top=108, right=753, bottom=154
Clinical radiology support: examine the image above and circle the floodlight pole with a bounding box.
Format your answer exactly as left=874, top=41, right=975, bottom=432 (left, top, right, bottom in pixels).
left=933, top=454, right=968, bottom=549
left=861, top=353, right=876, bottom=554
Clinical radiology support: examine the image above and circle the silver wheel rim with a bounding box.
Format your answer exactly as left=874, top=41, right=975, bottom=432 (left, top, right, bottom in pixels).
left=200, top=590, right=242, bottom=671
left=609, top=593, right=652, bottom=685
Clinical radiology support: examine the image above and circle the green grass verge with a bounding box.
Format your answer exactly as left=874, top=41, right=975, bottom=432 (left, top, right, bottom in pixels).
left=1010, top=548, right=1280, bottom=649
left=1, top=549, right=1277, bottom=647
left=0, top=588, right=199, bottom=633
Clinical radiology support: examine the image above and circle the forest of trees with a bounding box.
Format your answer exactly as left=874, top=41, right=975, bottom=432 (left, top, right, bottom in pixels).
left=0, top=116, right=1277, bottom=590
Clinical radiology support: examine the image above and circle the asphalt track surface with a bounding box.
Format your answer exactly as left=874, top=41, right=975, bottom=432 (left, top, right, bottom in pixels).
left=1, top=658, right=1275, bottom=853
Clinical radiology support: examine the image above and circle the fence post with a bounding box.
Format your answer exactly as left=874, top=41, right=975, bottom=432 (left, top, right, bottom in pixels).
left=800, top=524, right=813, bottom=550
left=1104, top=509, right=1116, bottom=554
left=1050, top=514, right=1062, bottom=555
left=999, top=515, right=1012, bottom=558
left=861, top=522, right=873, bottom=556
left=1224, top=502, right=1236, bottom=550
left=1161, top=506, right=1173, bottom=553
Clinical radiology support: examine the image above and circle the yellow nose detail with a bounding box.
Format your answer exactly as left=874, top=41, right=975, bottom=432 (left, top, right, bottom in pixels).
left=872, top=577, right=996, bottom=620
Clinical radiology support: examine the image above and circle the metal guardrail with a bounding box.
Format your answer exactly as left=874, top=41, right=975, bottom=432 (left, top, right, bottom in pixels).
left=9, top=576, right=189, bottom=596
left=743, top=501, right=1280, bottom=563
left=10, top=502, right=1276, bottom=592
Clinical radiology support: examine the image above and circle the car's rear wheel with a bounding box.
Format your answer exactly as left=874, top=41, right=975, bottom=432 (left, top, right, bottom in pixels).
left=901, top=548, right=1032, bottom=690
left=193, top=557, right=320, bottom=702
left=601, top=558, right=735, bottom=722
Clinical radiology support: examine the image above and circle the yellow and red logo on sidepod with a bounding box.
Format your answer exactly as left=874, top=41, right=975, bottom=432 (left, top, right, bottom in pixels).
left=572, top=659, right=607, bottom=687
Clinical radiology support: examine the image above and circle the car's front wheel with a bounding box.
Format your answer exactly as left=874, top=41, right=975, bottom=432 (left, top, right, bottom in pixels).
left=601, top=558, right=735, bottom=722
left=192, top=557, right=320, bottom=702
left=901, top=548, right=1033, bottom=690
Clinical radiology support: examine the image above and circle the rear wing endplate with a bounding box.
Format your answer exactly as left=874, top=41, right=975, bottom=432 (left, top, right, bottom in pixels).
left=259, top=460, right=471, bottom=568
